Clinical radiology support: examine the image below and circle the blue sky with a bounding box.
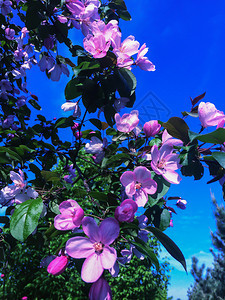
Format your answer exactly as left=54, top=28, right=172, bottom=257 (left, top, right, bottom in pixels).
left=9, top=1, right=225, bottom=299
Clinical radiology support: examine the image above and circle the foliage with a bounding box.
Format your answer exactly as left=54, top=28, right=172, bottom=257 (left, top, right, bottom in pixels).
left=188, top=196, right=225, bottom=300
left=0, top=0, right=225, bottom=299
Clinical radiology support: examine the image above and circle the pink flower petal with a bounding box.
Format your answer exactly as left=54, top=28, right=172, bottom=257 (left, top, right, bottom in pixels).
left=99, top=218, right=120, bottom=245
left=100, top=245, right=117, bottom=269
left=142, top=178, right=157, bottom=195
left=66, top=237, right=94, bottom=258
left=59, top=199, right=80, bottom=213
left=54, top=214, right=77, bottom=231
left=163, top=170, right=181, bottom=184
left=82, top=216, right=100, bottom=242
left=134, top=189, right=148, bottom=207
left=133, top=166, right=151, bottom=183
left=81, top=253, right=104, bottom=283
left=120, top=171, right=135, bottom=187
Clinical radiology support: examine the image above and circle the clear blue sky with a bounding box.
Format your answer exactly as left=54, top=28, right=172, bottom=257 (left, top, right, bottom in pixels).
left=15, top=1, right=225, bottom=298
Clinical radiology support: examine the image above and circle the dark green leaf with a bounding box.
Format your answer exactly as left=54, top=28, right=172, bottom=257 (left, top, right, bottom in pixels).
left=212, top=152, right=225, bottom=169
left=163, top=117, right=189, bottom=144
left=65, top=78, right=83, bottom=100
left=159, top=209, right=171, bottom=231
left=132, top=238, right=159, bottom=271
left=10, top=198, right=43, bottom=242
left=146, top=226, right=187, bottom=272
left=189, top=128, right=225, bottom=144
left=28, top=99, right=42, bottom=110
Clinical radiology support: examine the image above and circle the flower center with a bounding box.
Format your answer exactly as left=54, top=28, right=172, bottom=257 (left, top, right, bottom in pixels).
left=93, top=242, right=103, bottom=254
left=157, top=159, right=166, bottom=169
left=135, top=182, right=142, bottom=190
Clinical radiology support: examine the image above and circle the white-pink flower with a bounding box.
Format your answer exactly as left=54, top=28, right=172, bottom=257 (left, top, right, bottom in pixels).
left=66, top=217, right=120, bottom=283
left=54, top=200, right=84, bottom=231
left=135, top=44, right=155, bottom=72
left=198, top=101, right=225, bottom=128
left=151, top=145, right=182, bottom=184
left=120, top=166, right=157, bottom=207
left=115, top=110, right=139, bottom=133
left=83, top=34, right=110, bottom=58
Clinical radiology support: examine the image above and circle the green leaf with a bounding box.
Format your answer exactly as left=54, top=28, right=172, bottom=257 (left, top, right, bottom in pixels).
left=65, top=78, right=83, bottom=100
left=28, top=99, right=42, bottom=110
left=150, top=173, right=170, bottom=201
left=132, top=238, right=159, bottom=271
left=89, top=118, right=102, bottom=130
left=163, top=117, right=189, bottom=144
left=212, top=152, right=225, bottom=169
left=89, top=191, right=108, bottom=202
left=10, top=198, right=43, bottom=242
left=189, top=128, right=225, bottom=144
left=159, top=209, right=171, bottom=231
left=117, top=68, right=137, bottom=97
left=25, top=2, right=43, bottom=30
left=41, top=170, right=60, bottom=182
left=146, top=226, right=187, bottom=272
left=101, top=153, right=131, bottom=168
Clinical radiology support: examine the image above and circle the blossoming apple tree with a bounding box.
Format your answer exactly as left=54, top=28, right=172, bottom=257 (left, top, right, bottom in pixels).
left=0, top=0, right=225, bottom=299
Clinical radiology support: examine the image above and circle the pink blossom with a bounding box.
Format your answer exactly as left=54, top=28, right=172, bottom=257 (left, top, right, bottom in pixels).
left=2, top=115, right=14, bottom=128
left=115, top=110, right=139, bottom=133
left=198, top=102, right=225, bottom=128
left=83, top=34, right=110, bottom=58
left=14, top=187, right=38, bottom=204
left=14, top=49, right=24, bottom=61
left=85, top=137, right=104, bottom=154
left=21, top=27, right=29, bottom=39
left=54, top=200, right=84, bottom=231
left=89, top=277, right=112, bottom=300
left=44, top=36, right=55, bottom=50
left=114, top=97, right=129, bottom=112
left=120, top=166, right=157, bottom=207
left=1, top=274, right=5, bottom=278
left=115, top=199, right=138, bottom=223
left=135, top=43, right=155, bottom=71
left=143, top=120, right=161, bottom=138
left=162, top=129, right=183, bottom=147
left=0, top=0, right=12, bottom=16
left=48, top=62, right=69, bottom=81
left=21, top=297, right=28, bottom=300
left=113, top=35, right=139, bottom=69
left=10, top=169, right=26, bottom=190
left=47, top=255, right=68, bottom=276
left=61, top=101, right=81, bottom=117
left=66, top=217, right=119, bottom=283
left=176, top=199, right=187, bottom=209
left=5, top=28, right=15, bottom=40
left=74, top=131, right=83, bottom=139
left=0, top=79, right=12, bottom=93
left=38, top=55, right=55, bottom=72
left=151, top=145, right=182, bottom=184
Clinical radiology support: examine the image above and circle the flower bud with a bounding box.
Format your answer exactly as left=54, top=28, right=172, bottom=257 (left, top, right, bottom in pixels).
left=74, top=131, right=82, bottom=140
left=115, top=199, right=138, bottom=223
left=89, top=277, right=112, bottom=300
left=143, top=120, right=161, bottom=138
left=47, top=255, right=68, bottom=276
left=176, top=199, right=187, bottom=210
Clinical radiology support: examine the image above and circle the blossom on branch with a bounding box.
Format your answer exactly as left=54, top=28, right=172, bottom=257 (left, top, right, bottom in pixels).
left=120, top=166, right=157, bottom=207
left=115, top=199, right=138, bottom=222
left=198, top=101, right=225, bottom=128
left=66, top=217, right=120, bottom=282
left=54, top=200, right=84, bottom=231
left=151, top=144, right=182, bottom=184
left=89, top=277, right=112, bottom=300
left=115, top=110, right=139, bottom=133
